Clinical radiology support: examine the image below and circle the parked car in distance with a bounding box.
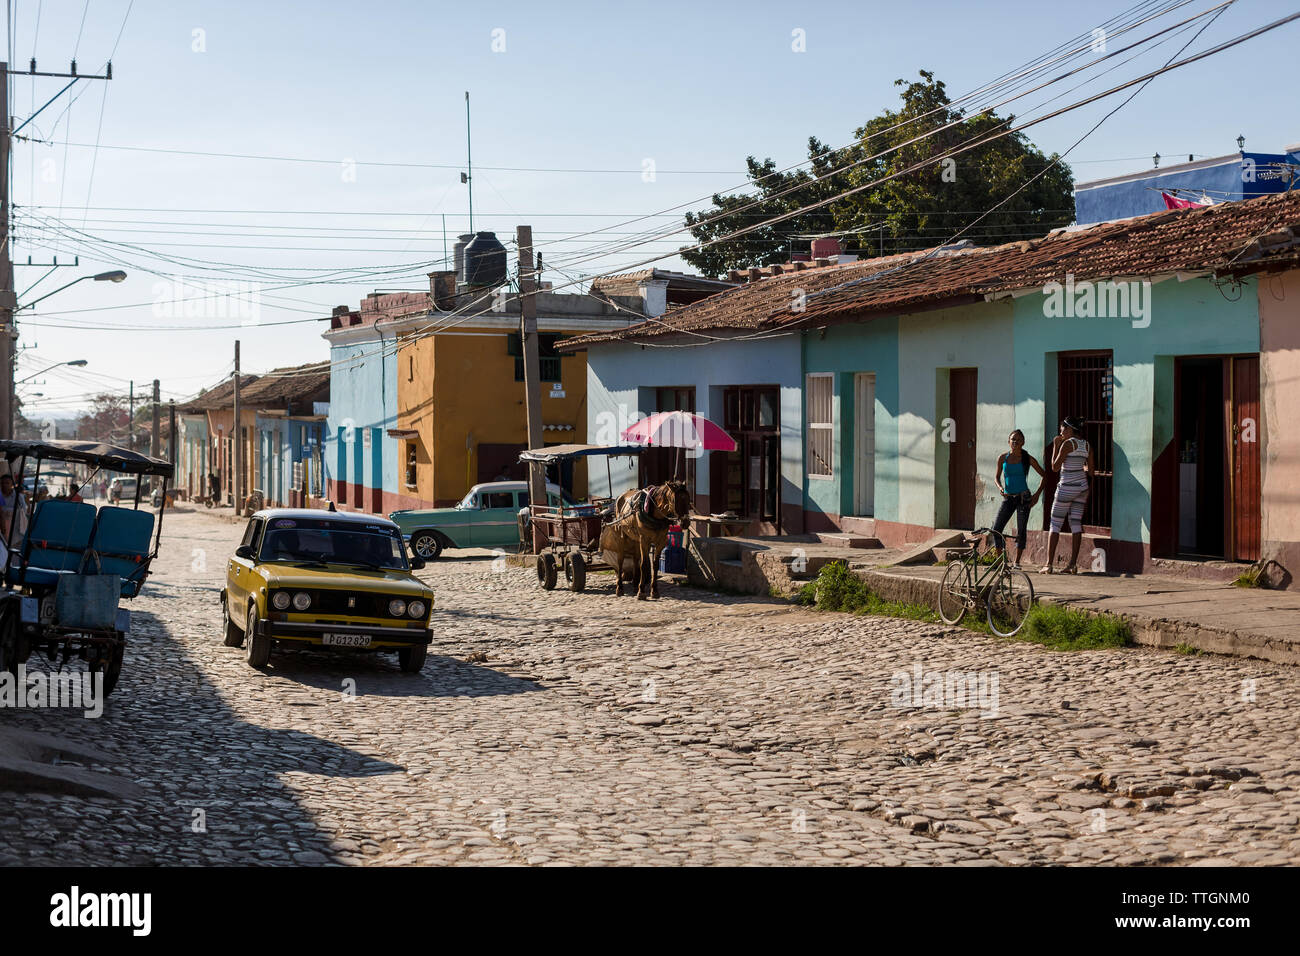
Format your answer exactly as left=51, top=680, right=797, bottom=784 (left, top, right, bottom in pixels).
left=221, top=509, right=435, bottom=672
left=108, top=477, right=139, bottom=503
left=390, top=481, right=576, bottom=559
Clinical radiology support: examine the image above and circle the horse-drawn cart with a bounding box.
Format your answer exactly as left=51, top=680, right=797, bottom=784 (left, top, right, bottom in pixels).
left=518, top=443, right=693, bottom=598
left=519, top=444, right=641, bottom=592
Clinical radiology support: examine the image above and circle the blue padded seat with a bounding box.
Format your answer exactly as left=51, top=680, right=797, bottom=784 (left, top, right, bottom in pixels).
left=6, top=499, right=96, bottom=589
left=88, top=506, right=155, bottom=597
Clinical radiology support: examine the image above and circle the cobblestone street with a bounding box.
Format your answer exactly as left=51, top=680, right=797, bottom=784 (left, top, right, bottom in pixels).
left=2, top=508, right=1298, bottom=866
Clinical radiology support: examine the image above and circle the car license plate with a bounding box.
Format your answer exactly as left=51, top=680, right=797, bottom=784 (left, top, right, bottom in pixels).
left=323, top=633, right=371, bottom=648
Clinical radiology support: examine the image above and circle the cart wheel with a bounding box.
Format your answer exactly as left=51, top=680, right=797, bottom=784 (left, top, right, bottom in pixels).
left=221, top=591, right=245, bottom=648
left=245, top=605, right=271, bottom=669
left=537, top=553, right=558, bottom=590
left=92, top=641, right=125, bottom=697
left=411, top=531, right=443, bottom=561
left=0, top=607, right=19, bottom=678
left=565, top=552, right=587, bottom=592
left=398, top=643, right=427, bottom=673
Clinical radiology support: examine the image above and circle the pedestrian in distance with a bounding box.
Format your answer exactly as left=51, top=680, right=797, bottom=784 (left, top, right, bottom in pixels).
left=1041, top=415, right=1094, bottom=574
left=991, top=429, right=1044, bottom=569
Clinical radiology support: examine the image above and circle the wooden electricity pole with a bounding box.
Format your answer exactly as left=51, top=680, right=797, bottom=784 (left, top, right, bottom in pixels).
left=150, top=379, right=160, bottom=458
left=517, top=225, right=545, bottom=551
left=232, top=340, right=241, bottom=510
left=0, top=59, right=112, bottom=439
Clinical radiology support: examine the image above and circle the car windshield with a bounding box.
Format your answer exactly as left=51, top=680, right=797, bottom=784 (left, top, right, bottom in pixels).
left=258, top=519, right=409, bottom=570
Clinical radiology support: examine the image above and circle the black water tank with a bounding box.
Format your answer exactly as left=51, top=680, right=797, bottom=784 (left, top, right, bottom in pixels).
left=452, top=233, right=474, bottom=283
left=463, top=231, right=507, bottom=287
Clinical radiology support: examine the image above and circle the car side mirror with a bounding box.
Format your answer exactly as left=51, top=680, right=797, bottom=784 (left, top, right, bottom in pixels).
left=235, top=545, right=256, bottom=560
left=409, top=557, right=426, bottom=570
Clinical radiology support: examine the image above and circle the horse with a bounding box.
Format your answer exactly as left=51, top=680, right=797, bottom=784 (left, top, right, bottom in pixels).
left=598, top=480, right=692, bottom=600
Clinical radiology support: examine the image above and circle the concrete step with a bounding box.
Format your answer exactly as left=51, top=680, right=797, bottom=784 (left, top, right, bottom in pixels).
left=813, top=532, right=883, bottom=549
left=895, top=531, right=968, bottom=566
left=838, top=516, right=876, bottom=537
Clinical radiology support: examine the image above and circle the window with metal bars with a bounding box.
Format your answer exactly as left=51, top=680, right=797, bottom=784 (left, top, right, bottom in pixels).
left=1057, top=351, right=1114, bottom=529
left=806, top=373, right=833, bottom=478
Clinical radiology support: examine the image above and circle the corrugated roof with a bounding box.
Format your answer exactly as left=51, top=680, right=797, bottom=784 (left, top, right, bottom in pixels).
left=561, top=191, right=1300, bottom=349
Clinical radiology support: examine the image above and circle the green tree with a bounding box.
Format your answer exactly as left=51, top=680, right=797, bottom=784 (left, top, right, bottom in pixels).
left=679, top=72, right=1074, bottom=277
left=76, top=393, right=131, bottom=443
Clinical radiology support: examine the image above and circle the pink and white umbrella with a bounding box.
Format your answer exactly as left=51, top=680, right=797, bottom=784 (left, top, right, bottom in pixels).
left=621, top=411, right=737, bottom=452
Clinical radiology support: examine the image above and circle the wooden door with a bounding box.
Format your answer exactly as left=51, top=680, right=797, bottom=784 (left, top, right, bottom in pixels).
left=1229, top=356, right=1261, bottom=562
left=947, top=368, right=977, bottom=529
left=854, top=373, right=876, bottom=515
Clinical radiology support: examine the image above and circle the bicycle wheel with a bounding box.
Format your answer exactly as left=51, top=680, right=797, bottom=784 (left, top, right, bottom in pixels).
left=987, top=569, right=1035, bottom=637
left=937, top=561, right=969, bottom=625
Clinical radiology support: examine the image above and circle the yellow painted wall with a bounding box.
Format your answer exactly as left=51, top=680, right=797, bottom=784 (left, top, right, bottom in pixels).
left=395, top=326, right=589, bottom=507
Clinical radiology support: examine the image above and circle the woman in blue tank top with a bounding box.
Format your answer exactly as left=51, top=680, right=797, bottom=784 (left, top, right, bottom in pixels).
left=992, top=429, right=1045, bottom=569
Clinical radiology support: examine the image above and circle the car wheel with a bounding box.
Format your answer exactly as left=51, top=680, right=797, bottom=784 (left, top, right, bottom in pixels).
left=398, top=643, right=427, bottom=673
left=411, top=531, right=443, bottom=561
left=245, top=605, right=271, bottom=669
left=221, top=591, right=245, bottom=647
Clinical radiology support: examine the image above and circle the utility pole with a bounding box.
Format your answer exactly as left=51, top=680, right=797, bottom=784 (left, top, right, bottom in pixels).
left=517, top=226, right=545, bottom=551
left=150, top=379, right=160, bottom=458
left=0, top=64, right=14, bottom=439
left=232, top=340, right=241, bottom=511
left=128, top=381, right=134, bottom=449
left=1, top=59, right=112, bottom=439
left=168, top=400, right=177, bottom=465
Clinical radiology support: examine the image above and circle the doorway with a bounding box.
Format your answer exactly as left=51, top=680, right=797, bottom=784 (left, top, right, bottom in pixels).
left=1174, top=358, right=1226, bottom=558
left=712, top=385, right=781, bottom=532
left=947, top=368, right=977, bottom=529
left=854, top=373, right=876, bottom=515
left=1171, top=355, right=1261, bottom=562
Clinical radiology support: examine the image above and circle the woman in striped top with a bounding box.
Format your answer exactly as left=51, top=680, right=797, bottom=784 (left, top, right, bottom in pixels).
left=1041, top=415, right=1094, bottom=574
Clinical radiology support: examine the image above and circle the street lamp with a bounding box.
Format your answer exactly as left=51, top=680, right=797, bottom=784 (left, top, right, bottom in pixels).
left=17, top=270, right=127, bottom=312
left=1237, top=134, right=1246, bottom=151
left=17, top=359, right=88, bottom=384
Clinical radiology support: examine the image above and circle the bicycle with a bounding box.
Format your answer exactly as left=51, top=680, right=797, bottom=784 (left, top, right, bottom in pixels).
left=936, top=527, right=1036, bottom=637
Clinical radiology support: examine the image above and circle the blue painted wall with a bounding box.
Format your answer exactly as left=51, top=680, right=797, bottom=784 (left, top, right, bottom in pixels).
left=585, top=335, right=802, bottom=522
left=1076, top=152, right=1290, bottom=224
left=325, top=339, right=398, bottom=499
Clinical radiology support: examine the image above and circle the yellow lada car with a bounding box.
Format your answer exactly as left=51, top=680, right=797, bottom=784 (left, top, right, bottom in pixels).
left=220, top=509, right=435, bottom=672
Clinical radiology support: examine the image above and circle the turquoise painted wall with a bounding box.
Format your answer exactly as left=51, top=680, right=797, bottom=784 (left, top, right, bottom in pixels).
left=897, top=300, right=1016, bottom=530
left=800, top=318, right=900, bottom=524
left=1012, top=276, right=1260, bottom=545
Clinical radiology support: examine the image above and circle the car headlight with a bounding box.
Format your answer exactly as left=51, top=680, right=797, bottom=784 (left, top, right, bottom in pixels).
left=407, top=600, right=426, bottom=618
left=271, top=591, right=291, bottom=610
left=388, top=598, right=407, bottom=617
left=292, top=592, right=312, bottom=611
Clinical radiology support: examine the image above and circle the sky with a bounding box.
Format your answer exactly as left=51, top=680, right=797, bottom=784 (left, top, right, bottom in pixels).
left=4, top=0, right=1298, bottom=421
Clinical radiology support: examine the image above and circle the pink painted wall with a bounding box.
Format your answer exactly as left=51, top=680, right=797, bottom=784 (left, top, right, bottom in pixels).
left=1258, top=269, right=1300, bottom=585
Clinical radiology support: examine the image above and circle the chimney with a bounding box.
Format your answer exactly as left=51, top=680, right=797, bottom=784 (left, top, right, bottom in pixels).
left=637, top=278, right=669, bottom=318
left=811, top=237, right=842, bottom=259
left=429, top=270, right=457, bottom=311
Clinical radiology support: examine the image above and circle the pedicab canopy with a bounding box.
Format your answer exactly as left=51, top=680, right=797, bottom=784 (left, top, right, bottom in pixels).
left=0, top=439, right=175, bottom=478
left=518, top=443, right=644, bottom=462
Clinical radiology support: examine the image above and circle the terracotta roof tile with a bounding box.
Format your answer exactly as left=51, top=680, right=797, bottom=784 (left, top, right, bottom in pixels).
left=560, top=191, right=1300, bottom=348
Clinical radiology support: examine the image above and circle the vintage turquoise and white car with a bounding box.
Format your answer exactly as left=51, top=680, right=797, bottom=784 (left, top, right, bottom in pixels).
left=390, top=481, right=574, bottom=559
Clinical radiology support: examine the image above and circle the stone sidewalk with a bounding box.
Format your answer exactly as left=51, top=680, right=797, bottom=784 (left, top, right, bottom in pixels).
left=854, top=565, right=1300, bottom=665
